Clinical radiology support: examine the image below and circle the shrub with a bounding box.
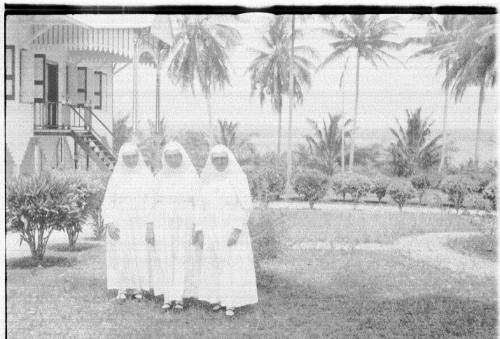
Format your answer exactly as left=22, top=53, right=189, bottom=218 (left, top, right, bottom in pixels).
left=440, top=175, right=480, bottom=213
left=248, top=208, right=285, bottom=268
left=371, top=175, right=390, bottom=203
left=411, top=174, right=431, bottom=205
left=331, top=173, right=348, bottom=200
left=175, top=130, right=210, bottom=173
left=464, top=193, right=493, bottom=212
left=292, top=168, right=329, bottom=209
left=387, top=180, right=416, bottom=211
left=483, top=181, right=497, bottom=210
left=245, top=166, right=286, bottom=205
left=54, top=171, right=103, bottom=250
left=7, top=173, right=82, bottom=261
left=85, top=172, right=110, bottom=240
left=343, top=173, right=372, bottom=206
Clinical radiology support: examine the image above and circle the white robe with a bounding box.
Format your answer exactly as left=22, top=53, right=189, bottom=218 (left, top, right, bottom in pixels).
left=152, top=141, right=201, bottom=301
left=101, top=143, right=154, bottom=291
left=196, top=145, right=258, bottom=308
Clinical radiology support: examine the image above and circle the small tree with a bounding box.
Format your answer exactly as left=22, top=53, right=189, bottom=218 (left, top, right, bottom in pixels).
left=331, top=173, right=348, bottom=201
left=292, top=168, right=329, bottom=209
left=440, top=175, right=480, bottom=213
left=411, top=174, right=431, bottom=205
left=388, top=180, right=416, bottom=211
left=371, top=175, right=390, bottom=203
left=343, top=173, right=372, bottom=208
left=7, top=173, right=81, bottom=261
left=483, top=181, right=497, bottom=210
left=246, top=166, right=286, bottom=206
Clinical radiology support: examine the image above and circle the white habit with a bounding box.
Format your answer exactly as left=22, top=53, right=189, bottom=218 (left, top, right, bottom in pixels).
left=152, top=141, right=201, bottom=301
left=196, top=144, right=258, bottom=308
left=101, top=142, right=154, bottom=291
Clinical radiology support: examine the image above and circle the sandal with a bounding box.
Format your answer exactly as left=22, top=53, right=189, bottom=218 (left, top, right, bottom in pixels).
left=173, top=301, right=184, bottom=311
left=116, top=293, right=127, bottom=301
left=161, top=302, right=172, bottom=311
left=212, top=304, right=222, bottom=312
left=225, top=308, right=235, bottom=317
left=133, top=293, right=143, bottom=301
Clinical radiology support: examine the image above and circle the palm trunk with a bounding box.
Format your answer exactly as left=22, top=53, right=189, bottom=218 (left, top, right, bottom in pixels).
left=277, top=109, right=282, bottom=155
left=439, top=62, right=450, bottom=173
left=206, top=95, right=214, bottom=146
left=474, top=77, right=486, bottom=169
left=349, top=51, right=360, bottom=172
left=286, top=14, right=296, bottom=191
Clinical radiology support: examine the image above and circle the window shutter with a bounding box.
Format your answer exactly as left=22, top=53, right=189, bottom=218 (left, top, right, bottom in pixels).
left=67, top=64, right=79, bottom=104
left=20, top=50, right=34, bottom=103
left=101, top=73, right=107, bottom=111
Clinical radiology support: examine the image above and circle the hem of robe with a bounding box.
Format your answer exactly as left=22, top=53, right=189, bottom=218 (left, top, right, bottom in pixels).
left=197, top=295, right=258, bottom=308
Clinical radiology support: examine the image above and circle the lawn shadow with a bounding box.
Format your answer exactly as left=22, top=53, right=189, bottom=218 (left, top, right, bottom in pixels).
left=7, top=255, right=77, bottom=269
left=48, top=242, right=101, bottom=253
left=255, top=268, right=497, bottom=338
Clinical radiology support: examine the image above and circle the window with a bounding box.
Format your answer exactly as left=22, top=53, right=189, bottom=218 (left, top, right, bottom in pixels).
left=94, top=71, right=102, bottom=110
left=34, top=54, right=46, bottom=102
left=6, top=45, right=15, bottom=100
left=77, top=67, right=87, bottom=106
left=101, top=73, right=107, bottom=111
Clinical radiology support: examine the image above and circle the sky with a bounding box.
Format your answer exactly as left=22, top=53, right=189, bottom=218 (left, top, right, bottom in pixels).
left=77, top=14, right=497, bottom=152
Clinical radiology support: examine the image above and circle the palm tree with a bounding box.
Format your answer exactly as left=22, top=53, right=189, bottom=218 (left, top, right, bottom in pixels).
left=247, top=16, right=316, bottom=155
left=216, top=119, right=239, bottom=149
left=320, top=15, right=402, bottom=172
left=404, top=15, right=468, bottom=173
left=304, top=113, right=351, bottom=176
left=441, top=15, right=496, bottom=169
left=389, top=108, right=442, bottom=177
left=168, top=15, right=241, bottom=145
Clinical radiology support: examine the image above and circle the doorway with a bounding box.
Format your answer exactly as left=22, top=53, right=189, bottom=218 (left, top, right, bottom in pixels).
left=47, top=63, right=58, bottom=128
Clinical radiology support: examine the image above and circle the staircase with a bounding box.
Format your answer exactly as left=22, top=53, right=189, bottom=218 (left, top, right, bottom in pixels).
left=33, top=102, right=117, bottom=172
left=71, top=130, right=116, bottom=171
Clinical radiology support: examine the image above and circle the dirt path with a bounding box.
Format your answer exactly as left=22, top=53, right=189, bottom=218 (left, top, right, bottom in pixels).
left=293, top=232, right=496, bottom=278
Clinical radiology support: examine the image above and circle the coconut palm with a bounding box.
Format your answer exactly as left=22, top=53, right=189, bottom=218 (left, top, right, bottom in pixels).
left=216, top=119, right=257, bottom=165
left=168, top=15, right=241, bottom=145
left=216, top=119, right=239, bottom=149
left=389, top=108, right=443, bottom=177
left=247, top=16, right=316, bottom=155
left=304, top=113, right=351, bottom=176
left=441, top=15, right=496, bottom=169
left=320, top=15, right=402, bottom=172
left=404, top=15, right=469, bottom=173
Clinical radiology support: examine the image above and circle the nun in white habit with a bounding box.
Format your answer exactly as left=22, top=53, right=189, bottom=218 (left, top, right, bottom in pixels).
left=101, top=142, right=155, bottom=301
left=193, top=144, right=258, bottom=316
left=152, top=141, right=201, bottom=310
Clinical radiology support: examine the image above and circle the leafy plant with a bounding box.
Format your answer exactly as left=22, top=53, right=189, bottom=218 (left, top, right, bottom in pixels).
left=292, top=168, right=329, bottom=209
left=388, top=180, right=416, bottom=211
left=483, top=181, right=497, bottom=210
left=303, top=114, right=350, bottom=176
left=411, top=174, right=431, bottom=205
left=440, top=175, right=480, bottom=213
left=175, top=130, right=210, bottom=173
left=389, top=108, right=442, bottom=176
left=331, top=173, right=348, bottom=200
left=343, top=173, right=372, bottom=206
left=371, top=175, right=390, bottom=203
left=248, top=208, right=285, bottom=268
left=246, top=166, right=286, bottom=205
left=7, top=173, right=81, bottom=261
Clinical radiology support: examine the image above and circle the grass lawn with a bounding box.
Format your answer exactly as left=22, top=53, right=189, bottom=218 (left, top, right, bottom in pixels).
left=446, top=234, right=497, bottom=262
left=7, top=208, right=496, bottom=338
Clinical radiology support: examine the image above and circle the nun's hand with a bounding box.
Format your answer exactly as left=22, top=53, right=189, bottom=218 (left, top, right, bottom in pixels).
left=145, top=223, right=155, bottom=246
left=193, top=230, right=204, bottom=249
left=227, top=229, right=241, bottom=247
left=107, top=223, right=120, bottom=241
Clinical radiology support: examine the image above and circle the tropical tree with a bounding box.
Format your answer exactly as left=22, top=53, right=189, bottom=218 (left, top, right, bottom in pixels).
left=216, top=119, right=257, bottom=165
left=112, top=115, right=133, bottom=154
left=168, top=15, right=241, bottom=145
left=320, top=15, right=402, bottom=172
left=303, top=114, right=351, bottom=176
left=247, top=16, right=316, bottom=155
left=404, top=15, right=469, bottom=173
left=441, top=15, right=496, bottom=169
left=389, top=108, right=442, bottom=177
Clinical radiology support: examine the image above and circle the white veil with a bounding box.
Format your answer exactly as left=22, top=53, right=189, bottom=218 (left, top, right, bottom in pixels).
left=101, top=142, right=154, bottom=218
left=199, top=144, right=252, bottom=210
left=157, top=140, right=198, bottom=179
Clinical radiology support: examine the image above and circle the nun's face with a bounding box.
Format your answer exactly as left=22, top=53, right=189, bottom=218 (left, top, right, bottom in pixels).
left=122, top=153, right=139, bottom=168
left=212, top=153, right=229, bottom=172
left=165, top=151, right=183, bottom=168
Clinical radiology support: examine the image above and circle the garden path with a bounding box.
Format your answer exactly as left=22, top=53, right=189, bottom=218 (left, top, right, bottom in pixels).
left=293, top=232, right=496, bottom=278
